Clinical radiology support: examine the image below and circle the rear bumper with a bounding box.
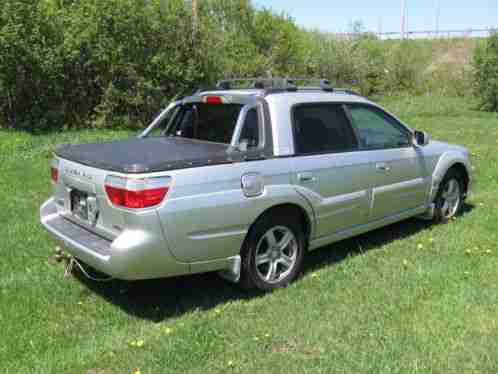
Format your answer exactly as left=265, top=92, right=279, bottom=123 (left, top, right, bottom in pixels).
left=40, top=198, right=189, bottom=280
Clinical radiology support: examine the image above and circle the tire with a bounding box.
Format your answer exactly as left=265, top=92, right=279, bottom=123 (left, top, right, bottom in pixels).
left=240, top=211, right=306, bottom=291
left=433, top=169, right=465, bottom=223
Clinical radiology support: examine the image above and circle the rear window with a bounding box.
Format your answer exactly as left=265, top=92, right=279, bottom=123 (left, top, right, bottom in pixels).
left=292, top=104, right=358, bottom=154
left=165, top=103, right=243, bottom=144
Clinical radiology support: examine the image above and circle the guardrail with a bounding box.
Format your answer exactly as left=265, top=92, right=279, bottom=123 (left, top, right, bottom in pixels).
left=335, top=27, right=497, bottom=40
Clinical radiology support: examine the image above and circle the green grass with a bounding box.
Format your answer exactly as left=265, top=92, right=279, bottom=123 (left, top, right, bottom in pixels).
left=1, top=96, right=497, bottom=373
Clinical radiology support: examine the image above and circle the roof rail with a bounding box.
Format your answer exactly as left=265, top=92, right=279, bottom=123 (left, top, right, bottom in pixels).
left=212, top=77, right=365, bottom=98
left=216, top=78, right=291, bottom=90
left=215, top=77, right=333, bottom=92
left=333, top=88, right=363, bottom=97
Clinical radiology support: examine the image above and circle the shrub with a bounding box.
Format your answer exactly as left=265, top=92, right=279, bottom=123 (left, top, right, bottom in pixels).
left=473, top=32, right=498, bottom=111
left=0, top=0, right=65, bottom=130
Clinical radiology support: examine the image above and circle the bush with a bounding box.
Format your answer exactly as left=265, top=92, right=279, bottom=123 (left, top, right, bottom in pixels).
left=0, top=0, right=206, bottom=130
left=0, top=0, right=65, bottom=130
left=474, top=32, right=498, bottom=111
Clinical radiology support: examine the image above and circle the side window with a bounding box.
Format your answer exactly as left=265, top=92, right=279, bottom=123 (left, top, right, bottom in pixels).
left=239, top=108, right=260, bottom=149
left=293, top=104, right=358, bottom=154
left=147, top=106, right=180, bottom=137
left=348, top=105, right=411, bottom=149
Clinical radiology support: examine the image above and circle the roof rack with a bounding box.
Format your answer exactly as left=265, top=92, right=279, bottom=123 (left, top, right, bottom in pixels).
left=333, top=88, right=363, bottom=97
left=215, top=77, right=334, bottom=93
left=210, top=77, right=365, bottom=99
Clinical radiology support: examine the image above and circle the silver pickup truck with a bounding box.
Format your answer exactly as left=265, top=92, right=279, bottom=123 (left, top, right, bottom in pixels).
left=40, top=78, right=472, bottom=290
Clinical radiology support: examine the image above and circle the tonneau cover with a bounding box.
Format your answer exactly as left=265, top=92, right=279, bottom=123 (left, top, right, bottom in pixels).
left=55, top=137, right=232, bottom=173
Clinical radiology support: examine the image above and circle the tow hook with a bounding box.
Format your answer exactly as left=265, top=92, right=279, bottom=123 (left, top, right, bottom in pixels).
left=53, top=246, right=71, bottom=264
left=52, top=246, right=113, bottom=282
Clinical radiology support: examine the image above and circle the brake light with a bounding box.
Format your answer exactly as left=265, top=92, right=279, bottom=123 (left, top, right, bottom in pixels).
left=203, top=96, right=225, bottom=105
left=51, top=159, right=59, bottom=184
left=105, top=176, right=171, bottom=209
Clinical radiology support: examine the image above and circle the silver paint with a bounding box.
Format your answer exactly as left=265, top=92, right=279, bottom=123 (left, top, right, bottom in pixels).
left=40, top=90, right=472, bottom=282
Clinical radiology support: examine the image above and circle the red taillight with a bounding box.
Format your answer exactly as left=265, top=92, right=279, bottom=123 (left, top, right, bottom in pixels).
left=51, top=158, right=59, bottom=184
left=51, top=167, right=59, bottom=183
left=203, top=96, right=225, bottom=105
left=105, top=185, right=169, bottom=209
left=105, top=176, right=170, bottom=209
left=105, top=185, right=125, bottom=206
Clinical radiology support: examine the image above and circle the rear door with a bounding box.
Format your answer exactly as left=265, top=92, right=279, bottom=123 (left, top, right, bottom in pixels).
left=291, top=103, right=373, bottom=239
left=345, top=104, right=428, bottom=221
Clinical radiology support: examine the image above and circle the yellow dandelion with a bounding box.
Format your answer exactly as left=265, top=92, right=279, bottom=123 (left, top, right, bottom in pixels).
left=402, top=259, right=409, bottom=268
left=133, top=370, right=142, bottom=374
left=227, top=360, right=234, bottom=367
left=465, top=249, right=472, bottom=255
left=164, top=327, right=173, bottom=335
left=417, top=243, right=424, bottom=250
left=136, top=339, right=144, bottom=348
left=311, top=272, right=319, bottom=278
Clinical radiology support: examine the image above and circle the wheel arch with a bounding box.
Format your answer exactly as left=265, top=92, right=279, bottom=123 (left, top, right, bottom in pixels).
left=447, top=162, right=470, bottom=197
left=430, top=151, right=472, bottom=202
left=242, top=203, right=312, bottom=253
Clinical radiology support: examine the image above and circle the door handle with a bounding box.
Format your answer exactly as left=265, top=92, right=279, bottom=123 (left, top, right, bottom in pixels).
left=297, top=172, right=317, bottom=183
left=375, top=163, right=391, bottom=172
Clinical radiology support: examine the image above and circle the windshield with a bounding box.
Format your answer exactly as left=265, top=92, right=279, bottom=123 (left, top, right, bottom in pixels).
left=154, top=103, right=243, bottom=144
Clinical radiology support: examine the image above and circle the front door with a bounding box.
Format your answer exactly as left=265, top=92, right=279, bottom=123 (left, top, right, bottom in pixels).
left=346, top=104, right=428, bottom=221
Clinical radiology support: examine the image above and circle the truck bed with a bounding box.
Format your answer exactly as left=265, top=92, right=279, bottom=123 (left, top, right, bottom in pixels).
left=55, top=137, right=232, bottom=173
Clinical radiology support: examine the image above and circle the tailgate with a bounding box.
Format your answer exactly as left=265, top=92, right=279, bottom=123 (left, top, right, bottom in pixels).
left=53, top=158, right=124, bottom=240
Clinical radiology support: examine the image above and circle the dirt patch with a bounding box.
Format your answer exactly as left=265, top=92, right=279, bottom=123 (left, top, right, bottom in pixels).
left=271, top=338, right=324, bottom=358
left=426, top=38, right=476, bottom=73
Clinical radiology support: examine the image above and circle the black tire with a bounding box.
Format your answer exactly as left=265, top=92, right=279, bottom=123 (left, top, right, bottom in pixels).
left=240, top=211, right=306, bottom=291
left=433, top=169, right=465, bottom=223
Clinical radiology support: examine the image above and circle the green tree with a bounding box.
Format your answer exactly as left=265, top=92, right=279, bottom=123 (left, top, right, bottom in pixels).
left=474, top=32, right=498, bottom=111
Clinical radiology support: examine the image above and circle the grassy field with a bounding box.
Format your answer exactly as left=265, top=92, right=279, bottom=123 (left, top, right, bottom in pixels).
left=0, top=96, right=497, bottom=373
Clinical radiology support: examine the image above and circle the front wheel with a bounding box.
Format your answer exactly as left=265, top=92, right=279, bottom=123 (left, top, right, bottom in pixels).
left=240, top=213, right=305, bottom=291
left=434, top=170, right=464, bottom=223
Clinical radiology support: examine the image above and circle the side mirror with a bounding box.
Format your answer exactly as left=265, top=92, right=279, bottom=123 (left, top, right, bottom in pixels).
left=414, top=130, right=430, bottom=146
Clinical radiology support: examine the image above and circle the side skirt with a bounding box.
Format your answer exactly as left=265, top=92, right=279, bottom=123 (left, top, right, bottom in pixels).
left=309, top=205, right=428, bottom=251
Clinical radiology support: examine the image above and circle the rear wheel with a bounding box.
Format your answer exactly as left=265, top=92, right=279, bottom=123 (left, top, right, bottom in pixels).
left=240, top=213, right=305, bottom=291
left=434, top=169, right=464, bottom=223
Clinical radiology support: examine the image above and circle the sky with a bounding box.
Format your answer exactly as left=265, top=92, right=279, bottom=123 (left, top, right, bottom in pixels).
left=253, top=0, right=497, bottom=34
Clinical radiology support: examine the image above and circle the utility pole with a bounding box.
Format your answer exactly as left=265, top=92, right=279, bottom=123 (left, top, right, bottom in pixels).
left=401, top=0, right=407, bottom=39
left=435, top=0, right=441, bottom=38
left=192, top=0, right=199, bottom=35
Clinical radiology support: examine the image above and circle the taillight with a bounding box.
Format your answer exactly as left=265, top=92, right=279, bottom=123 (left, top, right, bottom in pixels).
left=105, top=175, right=171, bottom=209
left=51, top=159, right=59, bottom=184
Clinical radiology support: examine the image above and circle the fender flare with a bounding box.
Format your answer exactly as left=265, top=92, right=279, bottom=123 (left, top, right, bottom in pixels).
left=429, top=150, right=472, bottom=202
